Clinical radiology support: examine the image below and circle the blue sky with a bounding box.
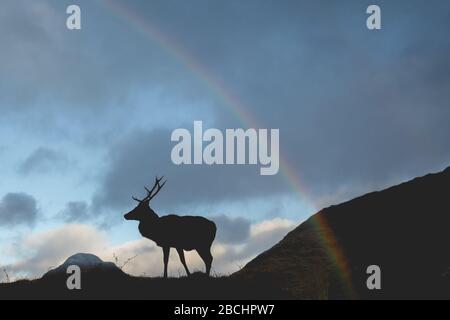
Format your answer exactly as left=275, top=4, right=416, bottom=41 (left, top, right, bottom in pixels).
left=1, top=0, right=450, bottom=278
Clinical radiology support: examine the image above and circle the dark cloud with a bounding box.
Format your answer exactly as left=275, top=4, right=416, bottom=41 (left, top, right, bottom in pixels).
left=0, top=193, right=39, bottom=227
left=211, top=215, right=251, bottom=244
left=18, top=147, right=70, bottom=175
left=0, top=0, right=219, bottom=133
left=89, top=0, right=450, bottom=218
left=91, top=128, right=286, bottom=222
left=59, top=201, right=90, bottom=222
left=1, top=0, right=450, bottom=225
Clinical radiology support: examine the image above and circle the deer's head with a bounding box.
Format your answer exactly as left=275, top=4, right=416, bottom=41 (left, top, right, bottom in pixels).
left=124, top=176, right=166, bottom=222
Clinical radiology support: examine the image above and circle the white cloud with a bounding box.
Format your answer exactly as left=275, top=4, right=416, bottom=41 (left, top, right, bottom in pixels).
left=3, top=224, right=109, bottom=279
left=2, top=218, right=297, bottom=280
left=250, top=218, right=296, bottom=236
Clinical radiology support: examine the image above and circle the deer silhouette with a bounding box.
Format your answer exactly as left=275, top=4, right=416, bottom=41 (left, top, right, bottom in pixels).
left=124, top=177, right=216, bottom=278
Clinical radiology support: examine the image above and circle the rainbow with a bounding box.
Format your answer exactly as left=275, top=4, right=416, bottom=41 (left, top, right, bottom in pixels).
left=103, top=0, right=356, bottom=298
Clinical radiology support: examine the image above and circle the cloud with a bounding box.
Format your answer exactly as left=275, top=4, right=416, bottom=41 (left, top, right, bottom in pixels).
left=1, top=0, right=450, bottom=223
left=91, top=128, right=287, bottom=222
left=59, top=201, right=90, bottom=222
left=3, top=224, right=109, bottom=278
left=211, top=215, right=250, bottom=244
left=18, top=147, right=70, bottom=175
left=3, top=218, right=296, bottom=279
left=0, top=0, right=218, bottom=137
left=139, top=0, right=450, bottom=203
left=0, top=193, right=39, bottom=227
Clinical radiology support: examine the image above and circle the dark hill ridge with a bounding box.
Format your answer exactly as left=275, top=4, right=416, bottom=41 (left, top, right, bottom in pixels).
left=235, top=166, right=450, bottom=299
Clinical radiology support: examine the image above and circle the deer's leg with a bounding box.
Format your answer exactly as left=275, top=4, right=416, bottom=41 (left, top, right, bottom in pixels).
left=162, top=247, right=170, bottom=278
left=176, top=248, right=191, bottom=276
left=197, top=248, right=213, bottom=276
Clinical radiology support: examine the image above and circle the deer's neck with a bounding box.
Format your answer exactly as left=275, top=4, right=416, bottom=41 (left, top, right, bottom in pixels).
left=138, top=215, right=159, bottom=235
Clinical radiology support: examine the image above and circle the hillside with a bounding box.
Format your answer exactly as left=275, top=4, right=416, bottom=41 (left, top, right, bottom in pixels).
left=235, top=167, right=450, bottom=299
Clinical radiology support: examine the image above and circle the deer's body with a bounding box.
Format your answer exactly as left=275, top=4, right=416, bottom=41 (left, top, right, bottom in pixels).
left=138, top=214, right=216, bottom=250
left=124, top=177, right=216, bottom=278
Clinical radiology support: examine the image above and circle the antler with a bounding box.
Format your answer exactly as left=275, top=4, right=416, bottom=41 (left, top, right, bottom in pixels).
left=147, top=176, right=166, bottom=201
left=132, top=176, right=166, bottom=203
